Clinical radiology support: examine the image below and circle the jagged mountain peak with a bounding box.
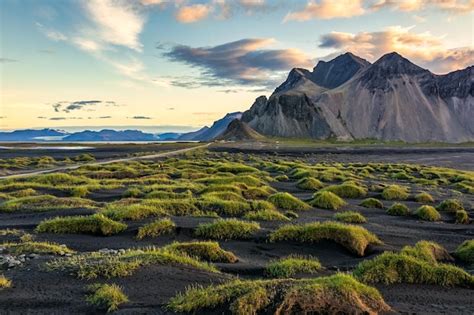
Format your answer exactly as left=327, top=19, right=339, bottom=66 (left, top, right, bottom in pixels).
left=372, top=51, right=427, bottom=74
left=313, top=52, right=370, bottom=72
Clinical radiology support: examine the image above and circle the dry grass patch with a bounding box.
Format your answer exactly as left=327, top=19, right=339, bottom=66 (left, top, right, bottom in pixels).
left=0, top=275, right=12, bottom=289
left=381, top=185, right=409, bottom=200
left=2, top=241, right=75, bottom=255
left=415, top=192, right=434, bottom=203
left=269, top=221, right=381, bottom=256
left=334, top=211, right=367, bottom=224
left=0, top=195, right=97, bottom=212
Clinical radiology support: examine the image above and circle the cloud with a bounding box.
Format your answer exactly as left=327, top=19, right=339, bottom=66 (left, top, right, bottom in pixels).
left=369, top=0, right=474, bottom=14
left=175, top=4, right=212, bottom=23
left=72, top=37, right=103, bottom=52
left=81, top=0, right=145, bottom=51
left=51, top=100, right=118, bottom=113
left=0, top=58, right=18, bottom=63
left=318, top=25, right=474, bottom=73
left=44, top=117, right=84, bottom=121
left=36, top=22, right=68, bottom=41
left=129, top=116, right=153, bottom=119
left=284, top=0, right=365, bottom=21
left=162, top=38, right=313, bottom=87
left=98, top=116, right=112, bottom=119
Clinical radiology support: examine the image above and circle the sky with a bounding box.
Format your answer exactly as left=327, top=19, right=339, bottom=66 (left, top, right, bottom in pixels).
left=1, top=0, right=473, bottom=132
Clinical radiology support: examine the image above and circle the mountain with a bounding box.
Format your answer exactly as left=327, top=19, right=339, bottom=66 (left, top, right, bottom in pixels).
left=178, top=112, right=242, bottom=141
left=216, top=119, right=265, bottom=141
left=0, top=129, right=67, bottom=141
left=62, top=129, right=157, bottom=142
left=242, top=52, right=474, bottom=143
left=156, top=132, right=181, bottom=141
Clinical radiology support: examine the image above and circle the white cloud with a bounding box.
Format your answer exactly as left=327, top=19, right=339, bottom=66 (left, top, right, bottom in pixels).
left=36, top=22, right=67, bottom=41
left=284, top=0, right=365, bottom=21
left=175, top=4, right=212, bottom=23
left=72, top=37, right=103, bottom=52
left=82, top=0, right=145, bottom=51
left=319, top=25, right=474, bottom=73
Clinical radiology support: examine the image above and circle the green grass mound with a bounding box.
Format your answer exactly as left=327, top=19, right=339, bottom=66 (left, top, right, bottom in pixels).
left=200, top=184, right=243, bottom=195
left=104, top=203, right=165, bottom=221
left=2, top=241, right=75, bottom=255
left=455, top=210, right=470, bottom=224
left=275, top=175, right=289, bottom=182
left=143, top=199, right=199, bottom=216
left=250, top=200, right=277, bottom=212
left=309, top=191, right=346, bottom=210
left=334, top=211, right=367, bottom=224
left=354, top=252, right=474, bottom=287
left=36, top=214, right=127, bottom=236
left=437, top=199, right=464, bottom=213
left=87, top=283, right=128, bottom=313
left=415, top=192, right=434, bottom=203
left=136, top=218, right=175, bottom=239
left=267, top=192, right=310, bottom=211
left=296, top=177, right=324, bottom=190
left=0, top=195, right=97, bottom=212
left=415, top=205, right=441, bottom=221
left=164, top=241, right=238, bottom=263
left=0, top=275, right=12, bottom=289
left=321, top=183, right=367, bottom=198
left=195, top=219, right=260, bottom=240
left=401, top=241, right=453, bottom=264
left=47, top=246, right=217, bottom=279
left=201, top=191, right=246, bottom=202
left=269, top=221, right=381, bottom=256
left=455, top=240, right=474, bottom=266
left=386, top=203, right=410, bottom=216
left=167, top=273, right=390, bottom=314
left=265, top=255, right=322, bottom=278
left=196, top=198, right=251, bottom=216
left=359, top=198, right=384, bottom=209
left=381, top=185, right=409, bottom=200
left=243, top=187, right=275, bottom=199
left=244, top=209, right=290, bottom=221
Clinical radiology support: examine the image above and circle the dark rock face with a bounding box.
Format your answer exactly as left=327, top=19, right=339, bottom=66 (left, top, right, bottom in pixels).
left=217, top=119, right=264, bottom=141
left=241, top=52, right=474, bottom=143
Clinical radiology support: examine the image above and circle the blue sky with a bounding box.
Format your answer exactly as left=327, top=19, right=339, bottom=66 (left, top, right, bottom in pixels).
left=1, top=0, right=473, bottom=131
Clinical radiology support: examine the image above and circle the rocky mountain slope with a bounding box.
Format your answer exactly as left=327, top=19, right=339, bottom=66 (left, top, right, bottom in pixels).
left=241, top=52, right=473, bottom=143
left=179, top=112, right=242, bottom=141
left=216, top=119, right=265, bottom=141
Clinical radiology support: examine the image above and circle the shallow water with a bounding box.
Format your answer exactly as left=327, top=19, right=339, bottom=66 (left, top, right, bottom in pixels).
left=0, top=146, right=95, bottom=150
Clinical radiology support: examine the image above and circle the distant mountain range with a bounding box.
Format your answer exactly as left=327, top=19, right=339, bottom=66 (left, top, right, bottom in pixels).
left=241, top=52, right=474, bottom=143
left=178, top=112, right=242, bottom=141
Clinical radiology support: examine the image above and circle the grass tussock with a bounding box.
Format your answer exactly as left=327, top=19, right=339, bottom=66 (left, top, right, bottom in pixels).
left=269, top=221, right=381, bottom=256
left=321, top=183, right=367, bottom=198
left=265, top=255, right=322, bottom=278
left=164, top=241, right=238, bottom=263
left=354, top=251, right=473, bottom=287
left=47, top=247, right=218, bottom=279
left=309, top=191, right=346, bottom=210
left=0, top=195, right=97, bottom=212
left=386, top=203, right=410, bottom=216
left=244, top=209, right=290, bottom=221
left=195, top=219, right=260, bottom=240
left=167, top=273, right=390, bottom=314
left=455, top=210, right=470, bottom=224
left=2, top=241, right=75, bottom=255
left=267, top=192, right=311, bottom=211
left=296, top=177, right=324, bottom=190
left=381, top=185, right=409, bottom=200
left=0, top=275, right=12, bottom=289
left=334, top=211, right=367, bottom=224
left=103, top=203, right=165, bottom=221
left=437, top=199, right=464, bottom=213
left=415, top=205, right=441, bottom=221
left=401, top=241, right=453, bottom=264
left=359, top=198, right=384, bottom=209
left=415, top=192, right=434, bottom=203
left=242, top=186, right=275, bottom=200
left=136, top=218, right=175, bottom=240
left=87, top=283, right=128, bottom=313
left=455, top=240, right=474, bottom=266
left=36, top=214, right=127, bottom=236
left=196, top=198, right=251, bottom=216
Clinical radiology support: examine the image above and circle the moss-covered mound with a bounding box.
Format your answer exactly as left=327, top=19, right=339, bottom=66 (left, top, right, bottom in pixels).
left=164, top=241, right=238, bottom=263
left=400, top=241, right=453, bottom=264
left=267, top=192, right=310, bottom=211
left=437, top=199, right=464, bottom=213
left=244, top=209, right=290, bottom=221
left=415, top=192, right=434, bottom=203
left=167, top=273, right=390, bottom=314
left=195, top=219, right=260, bottom=240
left=36, top=214, right=127, bottom=236
left=309, top=191, right=346, bottom=210
left=415, top=205, right=441, bottom=221
left=386, top=203, right=410, bottom=216
left=334, top=211, right=367, bottom=224
left=359, top=198, right=384, bottom=209
left=381, top=185, right=409, bottom=200
left=269, top=221, right=381, bottom=256
left=296, top=177, right=324, bottom=190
